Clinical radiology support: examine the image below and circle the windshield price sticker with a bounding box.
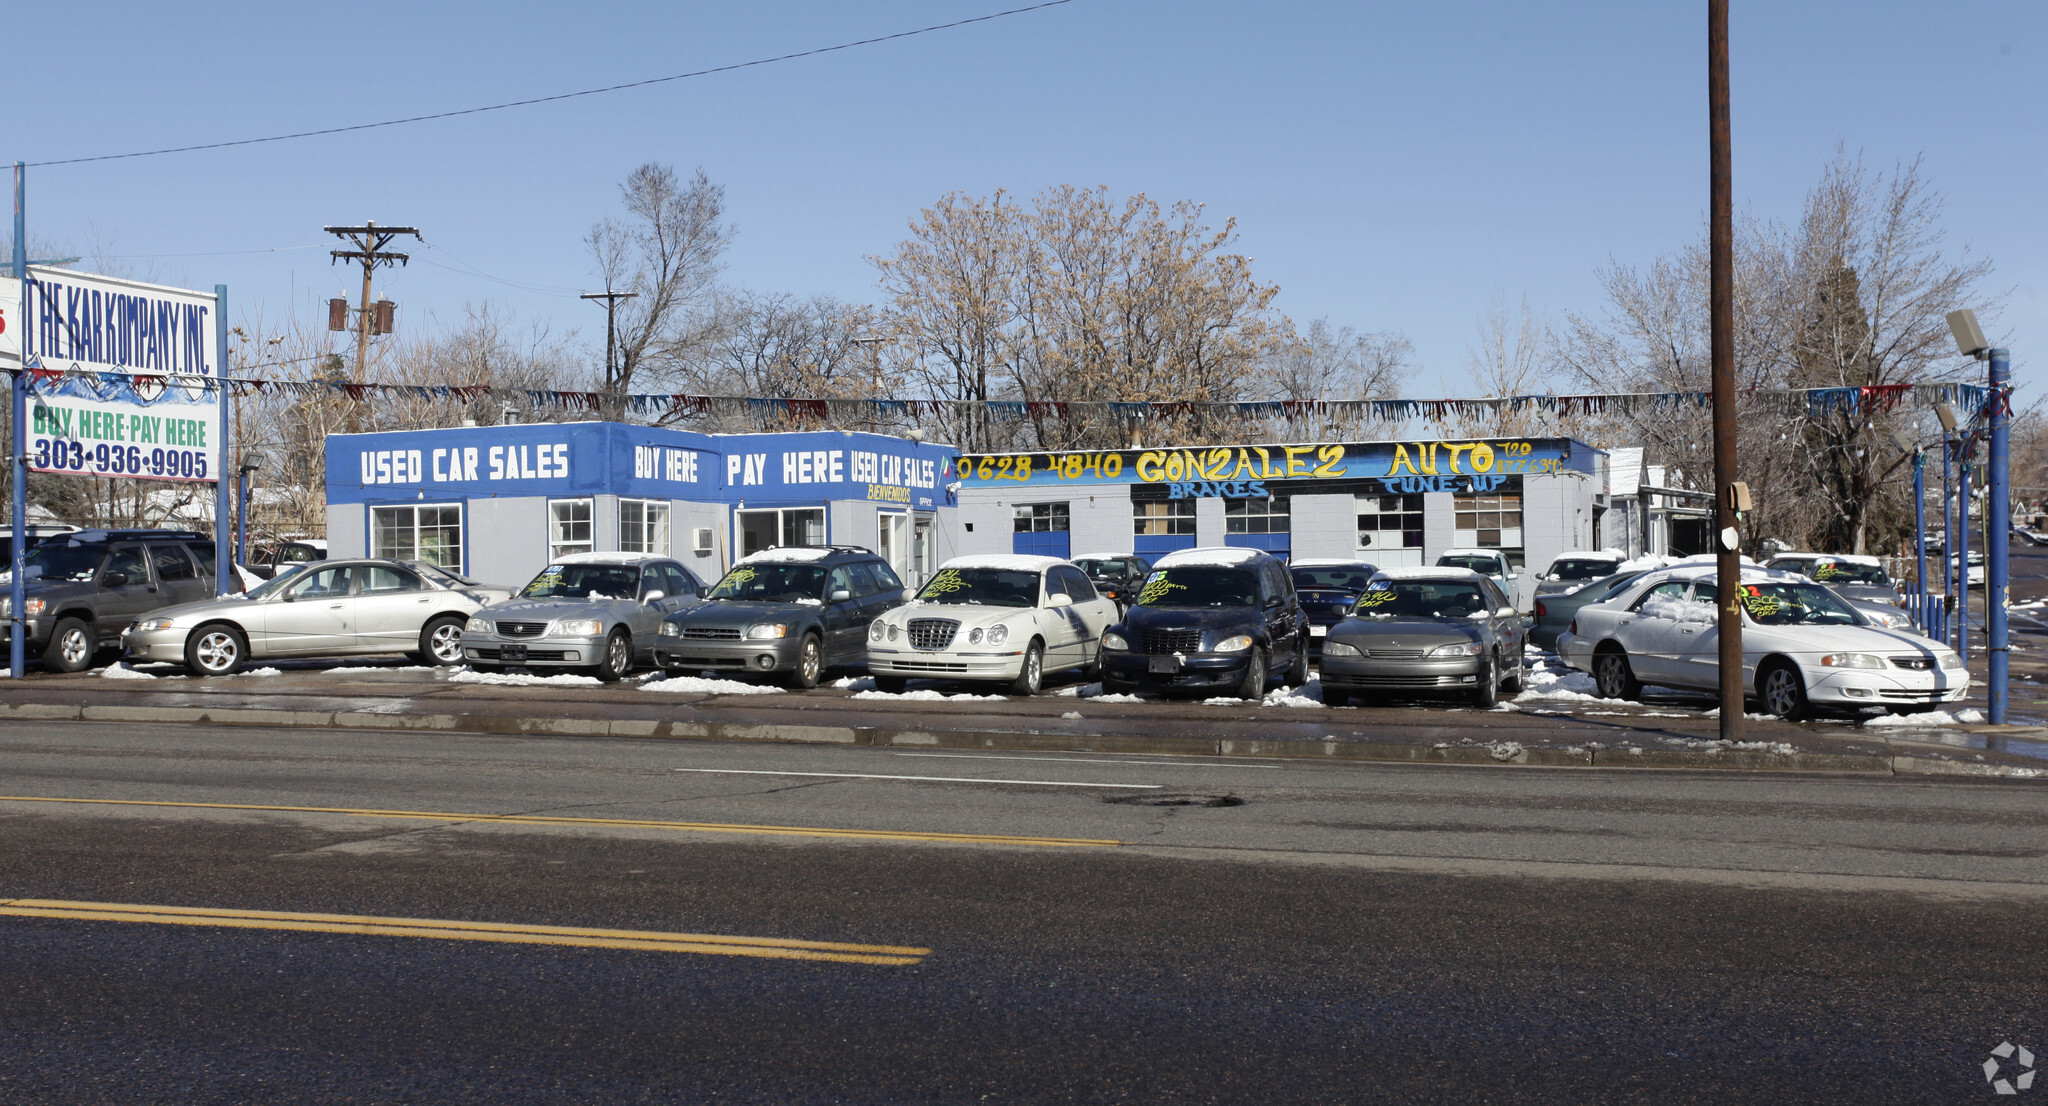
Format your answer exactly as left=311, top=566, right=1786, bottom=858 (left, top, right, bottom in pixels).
left=1356, top=589, right=1398, bottom=607
left=1136, top=572, right=1184, bottom=606
left=923, top=569, right=966, bottom=596
left=1742, top=595, right=1781, bottom=618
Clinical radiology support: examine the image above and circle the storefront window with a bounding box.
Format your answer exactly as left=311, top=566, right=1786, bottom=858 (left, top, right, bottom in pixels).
left=1134, top=500, right=1195, bottom=536
left=1356, top=493, right=1423, bottom=567
left=738, top=508, right=826, bottom=557
left=1224, top=496, right=1289, bottom=534
left=1454, top=491, right=1524, bottom=567
left=550, top=499, right=594, bottom=559
left=620, top=499, right=671, bottom=555
left=1013, top=503, right=1070, bottom=532
left=372, top=504, right=463, bottom=573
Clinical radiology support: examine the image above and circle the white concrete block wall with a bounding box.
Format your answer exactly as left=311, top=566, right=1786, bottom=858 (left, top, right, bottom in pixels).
left=1067, top=486, right=1133, bottom=556
left=829, top=500, right=880, bottom=552
left=595, top=495, right=620, bottom=552
left=326, top=504, right=365, bottom=558
left=464, top=497, right=548, bottom=589
left=1423, top=491, right=1457, bottom=557
left=672, top=501, right=728, bottom=582
left=1289, top=494, right=1356, bottom=560
left=954, top=489, right=1013, bottom=557
left=1195, top=497, right=1226, bottom=547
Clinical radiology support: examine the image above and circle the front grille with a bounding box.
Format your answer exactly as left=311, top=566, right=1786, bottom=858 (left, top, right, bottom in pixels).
left=1890, top=656, right=1934, bottom=671
left=1364, top=648, right=1426, bottom=659
left=661, top=655, right=749, bottom=669
left=907, top=618, right=959, bottom=651
left=883, top=659, right=970, bottom=673
left=472, top=647, right=571, bottom=661
left=496, top=621, right=549, bottom=637
left=1879, top=689, right=1942, bottom=700
left=1142, top=629, right=1205, bottom=655
left=683, top=626, right=743, bottom=640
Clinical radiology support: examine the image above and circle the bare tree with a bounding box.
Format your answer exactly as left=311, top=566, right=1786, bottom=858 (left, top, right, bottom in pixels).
left=1452, top=295, right=1556, bottom=438
left=586, top=164, right=731, bottom=418
left=665, top=291, right=886, bottom=431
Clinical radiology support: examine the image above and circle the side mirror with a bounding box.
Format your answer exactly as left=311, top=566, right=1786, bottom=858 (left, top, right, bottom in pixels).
left=1047, top=593, right=1074, bottom=608
left=1497, top=606, right=1517, bottom=618
left=102, top=572, right=128, bottom=588
left=829, top=588, right=852, bottom=602
left=281, top=589, right=297, bottom=603
left=697, top=586, right=711, bottom=598
left=642, top=589, right=666, bottom=605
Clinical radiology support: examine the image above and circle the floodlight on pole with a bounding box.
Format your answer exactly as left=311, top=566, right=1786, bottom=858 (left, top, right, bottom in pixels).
left=1935, top=402, right=1958, bottom=434
left=1947, top=309, right=1990, bottom=359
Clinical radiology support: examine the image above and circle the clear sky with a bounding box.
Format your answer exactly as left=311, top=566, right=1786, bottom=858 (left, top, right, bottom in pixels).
left=10, top=1, right=2042, bottom=398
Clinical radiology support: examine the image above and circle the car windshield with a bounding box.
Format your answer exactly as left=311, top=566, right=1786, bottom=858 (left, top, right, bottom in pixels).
left=1548, top=557, right=1622, bottom=581
left=1438, top=555, right=1502, bottom=576
left=1353, top=581, right=1490, bottom=619
left=17, top=543, right=104, bottom=582
left=1292, top=566, right=1377, bottom=590
left=520, top=563, right=639, bottom=600
left=245, top=572, right=303, bottom=600
left=1073, top=558, right=1141, bottom=578
left=1738, top=582, right=1862, bottom=626
left=710, top=562, right=828, bottom=602
left=1134, top=567, right=1257, bottom=608
left=916, top=567, right=1040, bottom=607
left=1805, top=560, right=1891, bottom=586
left=412, top=563, right=479, bottom=588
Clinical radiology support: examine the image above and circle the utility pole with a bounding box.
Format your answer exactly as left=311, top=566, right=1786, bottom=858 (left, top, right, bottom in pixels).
left=1707, top=0, right=1744, bottom=739
left=580, top=289, right=637, bottom=393
left=324, top=221, right=418, bottom=431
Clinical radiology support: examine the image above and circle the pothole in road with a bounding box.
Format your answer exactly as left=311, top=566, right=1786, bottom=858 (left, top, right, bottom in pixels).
left=1104, top=793, right=1244, bottom=808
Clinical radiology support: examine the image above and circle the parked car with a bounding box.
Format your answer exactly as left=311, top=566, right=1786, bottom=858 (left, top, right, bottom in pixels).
left=0, top=529, right=238, bottom=672
left=1951, top=550, right=1987, bottom=588
left=1531, top=551, right=1628, bottom=604
left=1435, top=547, right=1523, bottom=609
left=1556, top=563, right=1966, bottom=718
left=1318, top=568, right=1528, bottom=708
left=1288, top=558, right=1380, bottom=653
left=122, top=558, right=513, bottom=675
left=0, top=523, right=80, bottom=564
left=1099, top=547, right=1311, bottom=699
left=654, top=546, right=903, bottom=689
left=1070, top=552, right=1153, bottom=613
left=460, top=553, right=706, bottom=681
left=866, top=555, right=1117, bottom=695
left=1763, top=553, right=1902, bottom=606
left=246, top=538, right=328, bottom=581
left=1529, top=568, right=1657, bottom=652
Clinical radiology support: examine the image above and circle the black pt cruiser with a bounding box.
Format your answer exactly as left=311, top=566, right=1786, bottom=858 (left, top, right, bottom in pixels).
left=1099, top=547, right=1311, bottom=699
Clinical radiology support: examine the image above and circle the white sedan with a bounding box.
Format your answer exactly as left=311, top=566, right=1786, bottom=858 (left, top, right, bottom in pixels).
left=866, top=555, right=1118, bottom=695
left=1556, top=564, right=1967, bottom=719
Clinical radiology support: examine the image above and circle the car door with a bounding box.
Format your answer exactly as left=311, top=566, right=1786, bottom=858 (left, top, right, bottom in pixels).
left=853, top=561, right=906, bottom=640
left=1619, top=580, right=1689, bottom=682
left=1259, top=560, right=1299, bottom=656
left=147, top=544, right=208, bottom=608
left=1670, top=581, right=1721, bottom=689
left=96, top=544, right=160, bottom=638
left=260, top=565, right=358, bottom=653
left=1059, top=566, right=1117, bottom=657
left=816, top=565, right=865, bottom=662
left=351, top=564, right=435, bottom=653
left=1481, top=578, right=1523, bottom=659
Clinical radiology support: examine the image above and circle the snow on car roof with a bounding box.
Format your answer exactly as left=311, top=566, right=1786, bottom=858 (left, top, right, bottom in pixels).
left=1548, top=550, right=1626, bottom=563
left=1772, top=551, right=1883, bottom=566
left=737, top=547, right=834, bottom=564
left=551, top=551, right=668, bottom=565
left=1373, top=566, right=1485, bottom=580
left=1436, top=548, right=1505, bottom=559
left=939, top=554, right=1063, bottom=573
left=1154, top=547, right=1265, bottom=568
left=1070, top=551, right=1139, bottom=560
left=1289, top=558, right=1377, bottom=568
left=1637, top=562, right=1802, bottom=584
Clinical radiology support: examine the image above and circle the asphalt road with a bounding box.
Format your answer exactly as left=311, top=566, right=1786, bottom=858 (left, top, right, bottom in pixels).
left=2, top=720, right=2044, bottom=1103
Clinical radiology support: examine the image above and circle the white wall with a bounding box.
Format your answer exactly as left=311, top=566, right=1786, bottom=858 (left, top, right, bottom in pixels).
left=1423, top=491, right=1457, bottom=556
left=326, top=504, right=365, bottom=559
left=1195, top=497, right=1226, bottom=547
left=595, top=495, right=620, bottom=552
left=1289, top=493, right=1356, bottom=559
left=829, top=500, right=879, bottom=552
left=954, top=488, right=1012, bottom=557
left=1068, top=486, right=1133, bottom=555
left=672, top=500, right=729, bottom=583
left=466, top=496, right=549, bottom=588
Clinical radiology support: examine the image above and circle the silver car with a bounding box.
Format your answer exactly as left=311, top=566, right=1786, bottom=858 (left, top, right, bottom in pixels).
left=122, top=558, right=514, bottom=676
left=460, top=553, right=705, bottom=681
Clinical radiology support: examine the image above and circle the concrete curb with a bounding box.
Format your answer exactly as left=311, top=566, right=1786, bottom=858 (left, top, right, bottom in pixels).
left=14, top=701, right=2045, bottom=780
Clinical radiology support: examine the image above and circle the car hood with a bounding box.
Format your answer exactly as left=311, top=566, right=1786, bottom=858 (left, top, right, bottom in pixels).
left=678, top=599, right=823, bottom=626
left=477, top=597, right=638, bottom=621
left=885, top=602, right=1037, bottom=629
left=1118, top=604, right=1264, bottom=636
left=1753, top=622, right=1942, bottom=655
left=129, top=594, right=260, bottom=624
left=1828, top=583, right=1900, bottom=604
left=1331, top=614, right=1483, bottom=647
left=1534, top=579, right=1600, bottom=597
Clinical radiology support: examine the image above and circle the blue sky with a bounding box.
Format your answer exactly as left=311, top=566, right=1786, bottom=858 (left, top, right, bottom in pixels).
left=11, top=1, right=2042, bottom=397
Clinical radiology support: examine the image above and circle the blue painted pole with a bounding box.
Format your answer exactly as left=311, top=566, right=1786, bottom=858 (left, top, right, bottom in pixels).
left=1959, top=455, right=1971, bottom=665
left=1913, top=449, right=1927, bottom=630
left=237, top=469, right=249, bottom=565
left=9, top=164, right=27, bottom=680
left=1942, top=436, right=1956, bottom=648
left=1987, top=348, right=2011, bottom=723
left=213, top=285, right=231, bottom=595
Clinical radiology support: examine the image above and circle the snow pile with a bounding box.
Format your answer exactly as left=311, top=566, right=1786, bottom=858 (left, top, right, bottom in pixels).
left=831, top=676, right=877, bottom=692
left=1202, top=696, right=1248, bottom=706
left=1059, top=711, right=1083, bottom=720
left=1087, top=692, right=1146, bottom=704
left=98, top=664, right=158, bottom=680
left=1657, top=736, right=1796, bottom=755
left=241, top=668, right=283, bottom=677
left=639, top=675, right=783, bottom=695
left=1053, top=683, right=1145, bottom=702
left=448, top=669, right=602, bottom=687
left=1700, top=709, right=1779, bottom=721
left=1862, top=708, right=1986, bottom=728
left=1261, top=681, right=1328, bottom=709
left=1487, top=741, right=1525, bottom=761
left=852, top=688, right=1008, bottom=702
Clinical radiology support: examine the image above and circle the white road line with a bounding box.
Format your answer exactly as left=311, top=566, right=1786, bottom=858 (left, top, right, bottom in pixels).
left=893, top=752, right=1283, bottom=769
left=671, top=768, right=1160, bottom=789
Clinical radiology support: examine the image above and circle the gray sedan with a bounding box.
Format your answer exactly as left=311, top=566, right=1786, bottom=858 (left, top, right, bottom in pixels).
left=1318, top=569, right=1527, bottom=708
left=122, top=558, right=513, bottom=676
left=460, top=553, right=704, bottom=681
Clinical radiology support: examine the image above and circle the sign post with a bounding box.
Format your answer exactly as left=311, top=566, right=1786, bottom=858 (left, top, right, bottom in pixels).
left=214, top=285, right=231, bottom=596
left=10, top=163, right=26, bottom=680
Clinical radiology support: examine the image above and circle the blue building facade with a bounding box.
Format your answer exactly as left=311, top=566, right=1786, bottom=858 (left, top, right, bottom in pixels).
left=326, top=423, right=960, bottom=589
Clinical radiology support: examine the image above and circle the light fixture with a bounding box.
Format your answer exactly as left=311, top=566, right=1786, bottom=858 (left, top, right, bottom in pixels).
left=240, top=452, right=266, bottom=474
left=1935, top=402, right=1958, bottom=434
left=1946, top=309, right=1989, bottom=359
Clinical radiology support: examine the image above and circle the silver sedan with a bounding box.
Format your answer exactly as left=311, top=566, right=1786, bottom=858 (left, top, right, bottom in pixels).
left=459, top=553, right=705, bottom=681
left=122, top=559, right=513, bottom=676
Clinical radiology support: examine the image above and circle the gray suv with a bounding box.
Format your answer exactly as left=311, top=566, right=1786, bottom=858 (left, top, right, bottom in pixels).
left=654, top=546, right=906, bottom=689
left=2, top=529, right=234, bottom=672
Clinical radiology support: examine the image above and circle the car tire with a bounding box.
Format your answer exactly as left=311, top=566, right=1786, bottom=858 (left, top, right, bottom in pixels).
left=1502, top=653, right=1526, bottom=694
left=420, top=615, right=467, bottom=666
left=873, top=674, right=909, bottom=694
left=42, top=617, right=97, bottom=673
left=1008, top=639, right=1045, bottom=696
left=593, top=628, right=632, bottom=683
left=1592, top=647, right=1642, bottom=701
left=1283, top=633, right=1308, bottom=689
left=1470, top=653, right=1499, bottom=709
left=1233, top=647, right=1268, bottom=700
left=783, top=633, right=823, bottom=690
left=184, top=622, right=247, bottom=677
left=1758, top=660, right=1810, bottom=721
left=1082, top=640, right=1101, bottom=681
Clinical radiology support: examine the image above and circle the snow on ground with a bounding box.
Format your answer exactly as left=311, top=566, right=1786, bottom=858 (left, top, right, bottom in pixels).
left=1261, top=681, right=1328, bottom=709
left=1202, top=696, right=1247, bottom=706
left=1086, top=692, right=1147, bottom=704
left=97, top=664, right=158, bottom=680
left=852, top=688, right=1010, bottom=702
left=447, top=668, right=602, bottom=688
left=639, top=675, right=784, bottom=695
left=831, top=676, right=877, bottom=692
left=241, top=668, right=282, bottom=677
left=1052, top=683, right=1144, bottom=702
left=1862, top=708, right=1986, bottom=728
left=1059, top=711, right=1083, bottom=720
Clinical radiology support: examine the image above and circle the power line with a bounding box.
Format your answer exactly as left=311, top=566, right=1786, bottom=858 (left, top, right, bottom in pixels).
left=27, top=1, right=1078, bottom=168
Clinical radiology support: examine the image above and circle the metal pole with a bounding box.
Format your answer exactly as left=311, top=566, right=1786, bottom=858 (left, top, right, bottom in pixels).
left=9, top=163, right=27, bottom=679
left=1959, top=455, right=1971, bottom=665
left=237, top=468, right=250, bottom=566
left=1913, top=449, right=1927, bottom=630
left=1707, top=0, right=1744, bottom=737
left=213, top=285, right=231, bottom=595
left=1987, top=348, right=2010, bottom=723
left=1942, top=434, right=1955, bottom=645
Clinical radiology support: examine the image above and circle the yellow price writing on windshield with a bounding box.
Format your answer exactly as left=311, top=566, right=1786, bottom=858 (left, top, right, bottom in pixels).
left=725, top=567, right=758, bottom=585
left=1355, top=590, right=1398, bottom=608
left=1742, top=595, right=1780, bottom=618
left=924, top=568, right=966, bottom=595
left=1137, top=573, right=1184, bottom=605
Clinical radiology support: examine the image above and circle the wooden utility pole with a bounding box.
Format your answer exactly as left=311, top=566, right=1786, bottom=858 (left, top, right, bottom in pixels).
left=1708, top=1, right=1744, bottom=739
left=325, top=221, right=418, bottom=431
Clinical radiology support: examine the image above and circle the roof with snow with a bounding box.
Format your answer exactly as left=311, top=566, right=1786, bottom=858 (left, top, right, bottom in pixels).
left=1154, top=547, right=1267, bottom=568
left=938, top=554, right=1064, bottom=573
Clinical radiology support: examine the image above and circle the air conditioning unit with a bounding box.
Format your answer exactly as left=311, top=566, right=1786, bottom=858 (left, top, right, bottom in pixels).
left=692, top=527, right=715, bottom=553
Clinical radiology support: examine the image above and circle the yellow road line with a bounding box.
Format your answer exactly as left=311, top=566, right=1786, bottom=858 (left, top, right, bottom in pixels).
left=0, top=794, right=1121, bottom=848
left=0, top=898, right=927, bottom=964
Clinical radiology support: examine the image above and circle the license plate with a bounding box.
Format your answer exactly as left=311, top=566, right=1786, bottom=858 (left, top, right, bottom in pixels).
left=1148, top=656, right=1180, bottom=673
left=1310, top=625, right=1327, bottom=637
left=500, top=643, right=528, bottom=662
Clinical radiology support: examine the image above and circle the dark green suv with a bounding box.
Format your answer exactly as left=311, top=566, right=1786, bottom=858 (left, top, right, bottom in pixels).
left=653, top=546, right=907, bottom=689
left=4, top=530, right=235, bottom=672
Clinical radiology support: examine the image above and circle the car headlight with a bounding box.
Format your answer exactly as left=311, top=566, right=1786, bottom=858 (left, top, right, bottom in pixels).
left=870, top=620, right=887, bottom=641
left=1819, top=653, right=1886, bottom=669
left=1, top=598, right=45, bottom=618
left=967, top=627, right=985, bottom=644
left=1429, top=641, right=1485, bottom=657
left=986, top=624, right=1009, bottom=646
left=1213, top=634, right=1254, bottom=653
left=1102, top=631, right=1129, bottom=651
left=552, top=618, right=603, bottom=637
left=1866, top=609, right=1908, bottom=628
left=465, top=616, right=492, bottom=633
left=132, top=617, right=177, bottom=633
left=659, top=620, right=686, bottom=638
left=746, top=623, right=789, bottom=640
left=1322, top=640, right=1361, bottom=657
left=1939, top=651, right=1966, bottom=671
left=888, top=624, right=900, bottom=641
